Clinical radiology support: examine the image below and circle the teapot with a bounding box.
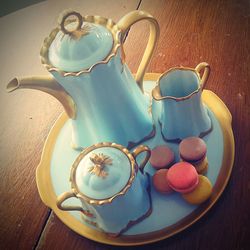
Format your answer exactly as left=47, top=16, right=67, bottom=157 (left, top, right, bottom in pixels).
left=7, top=10, right=159, bottom=149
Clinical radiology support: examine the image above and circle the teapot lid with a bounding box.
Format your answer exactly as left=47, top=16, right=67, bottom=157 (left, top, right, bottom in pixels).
left=42, top=10, right=119, bottom=73
left=70, top=143, right=137, bottom=205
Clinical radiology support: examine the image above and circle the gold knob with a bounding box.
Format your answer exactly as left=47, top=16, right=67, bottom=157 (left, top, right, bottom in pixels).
left=59, top=10, right=83, bottom=35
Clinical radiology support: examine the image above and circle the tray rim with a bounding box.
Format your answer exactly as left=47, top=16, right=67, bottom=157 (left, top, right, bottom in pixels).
left=36, top=73, right=235, bottom=246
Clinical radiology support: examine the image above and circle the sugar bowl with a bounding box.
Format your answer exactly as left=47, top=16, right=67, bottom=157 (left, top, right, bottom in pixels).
left=56, top=142, right=152, bottom=236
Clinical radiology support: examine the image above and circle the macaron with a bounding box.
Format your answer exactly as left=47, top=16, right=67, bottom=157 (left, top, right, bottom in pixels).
left=166, top=162, right=199, bottom=194
left=149, top=145, right=175, bottom=169
left=182, top=175, right=212, bottom=205
left=195, top=157, right=208, bottom=175
left=152, top=169, right=173, bottom=194
left=179, top=137, right=208, bottom=174
left=179, top=137, right=207, bottom=163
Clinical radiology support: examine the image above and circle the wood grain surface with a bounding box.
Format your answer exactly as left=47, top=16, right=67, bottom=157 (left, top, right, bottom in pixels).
left=0, top=0, right=249, bottom=249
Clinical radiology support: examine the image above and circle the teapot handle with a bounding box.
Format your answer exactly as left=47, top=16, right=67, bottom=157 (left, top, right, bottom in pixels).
left=132, top=145, right=151, bottom=173
left=56, top=191, right=95, bottom=218
left=117, top=10, right=160, bottom=92
left=195, top=62, right=210, bottom=90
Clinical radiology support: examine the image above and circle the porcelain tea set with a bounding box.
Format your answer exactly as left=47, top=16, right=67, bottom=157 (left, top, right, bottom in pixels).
left=7, top=10, right=214, bottom=236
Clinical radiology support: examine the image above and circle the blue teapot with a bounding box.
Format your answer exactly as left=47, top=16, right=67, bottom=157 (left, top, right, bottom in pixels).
left=7, top=10, right=159, bottom=149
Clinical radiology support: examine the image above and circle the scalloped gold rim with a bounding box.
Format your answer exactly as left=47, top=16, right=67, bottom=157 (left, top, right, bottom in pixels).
left=70, top=142, right=137, bottom=205
left=36, top=73, right=235, bottom=246
left=40, top=15, right=122, bottom=76
left=80, top=173, right=152, bottom=237
left=152, top=66, right=202, bottom=102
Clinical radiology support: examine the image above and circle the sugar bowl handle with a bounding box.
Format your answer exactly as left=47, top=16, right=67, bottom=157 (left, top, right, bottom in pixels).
left=132, top=145, right=151, bottom=173
left=195, top=62, right=210, bottom=90
left=56, top=191, right=95, bottom=218
left=117, top=10, right=160, bottom=92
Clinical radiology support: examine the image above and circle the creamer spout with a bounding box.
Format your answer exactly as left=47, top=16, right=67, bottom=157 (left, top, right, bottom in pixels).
left=6, top=76, right=76, bottom=119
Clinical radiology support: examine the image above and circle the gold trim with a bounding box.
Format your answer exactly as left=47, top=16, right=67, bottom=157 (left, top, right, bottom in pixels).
left=58, top=10, right=90, bottom=38
left=88, top=153, right=113, bottom=178
left=132, top=145, right=151, bottom=173
left=195, top=62, right=210, bottom=89
left=117, top=10, right=160, bottom=91
left=69, top=142, right=137, bottom=205
left=36, top=73, right=234, bottom=246
left=40, top=14, right=121, bottom=76
left=152, top=63, right=210, bottom=102
left=40, top=10, right=159, bottom=94
left=56, top=190, right=95, bottom=217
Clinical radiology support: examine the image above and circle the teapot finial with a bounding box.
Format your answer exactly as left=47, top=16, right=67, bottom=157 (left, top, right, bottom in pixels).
left=58, top=10, right=91, bottom=39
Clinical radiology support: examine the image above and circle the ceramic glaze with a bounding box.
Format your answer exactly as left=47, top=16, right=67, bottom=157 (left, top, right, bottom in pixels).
left=152, top=63, right=212, bottom=141
left=47, top=11, right=155, bottom=149
left=51, top=48, right=153, bottom=149
left=48, top=22, right=113, bottom=71
left=82, top=172, right=150, bottom=234
left=36, top=75, right=235, bottom=244
left=7, top=10, right=159, bottom=150
left=160, top=70, right=199, bottom=98
left=56, top=142, right=152, bottom=235
left=75, top=147, right=131, bottom=199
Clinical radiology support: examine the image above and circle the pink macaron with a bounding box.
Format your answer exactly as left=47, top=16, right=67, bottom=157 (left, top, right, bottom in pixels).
left=166, top=162, right=199, bottom=194
left=153, top=169, right=173, bottom=194
left=149, top=145, right=175, bottom=169
left=179, top=137, right=207, bottom=163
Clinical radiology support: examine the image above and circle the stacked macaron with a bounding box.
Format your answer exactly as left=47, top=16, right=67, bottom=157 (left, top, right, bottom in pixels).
left=167, top=162, right=199, bottom=194
left=151, top=138, right=212, bottom=205
left=182, top=175, right=213, bottom=205
left=179, top=137, right=208, bottom=175
left=166, top=162, right=212, bottom=204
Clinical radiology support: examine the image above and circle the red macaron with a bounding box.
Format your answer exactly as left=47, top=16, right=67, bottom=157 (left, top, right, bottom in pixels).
left=166, top=162, right=199, bottom=194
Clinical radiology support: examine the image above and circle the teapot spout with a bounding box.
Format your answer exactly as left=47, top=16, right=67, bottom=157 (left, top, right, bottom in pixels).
left=7, top=76, right=76, bottom=119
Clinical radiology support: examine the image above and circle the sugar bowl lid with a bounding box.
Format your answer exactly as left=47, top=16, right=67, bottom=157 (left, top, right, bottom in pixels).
left=70, top=142, right=137, bottom=205
left=43, top=10, right=116, bottom=72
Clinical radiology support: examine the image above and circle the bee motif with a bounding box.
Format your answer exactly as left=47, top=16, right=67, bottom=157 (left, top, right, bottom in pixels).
left=88, top=153, right=113, bottom=178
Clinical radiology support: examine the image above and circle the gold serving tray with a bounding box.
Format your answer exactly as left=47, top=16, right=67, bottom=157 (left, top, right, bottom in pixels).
left=36, top=73, right=234, bottom=246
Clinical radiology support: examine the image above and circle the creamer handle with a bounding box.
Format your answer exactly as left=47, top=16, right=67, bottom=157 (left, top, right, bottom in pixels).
left=132, top=145, right=151, bottom=173
left=56, top=191, right=95, bottom=218
left=117, top=10, right=160, bottom=92
left=195, top=62, right=210, bottom=90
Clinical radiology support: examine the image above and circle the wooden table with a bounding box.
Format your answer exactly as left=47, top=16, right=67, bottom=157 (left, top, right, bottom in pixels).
left=0, top=0, right=249, bottom=249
